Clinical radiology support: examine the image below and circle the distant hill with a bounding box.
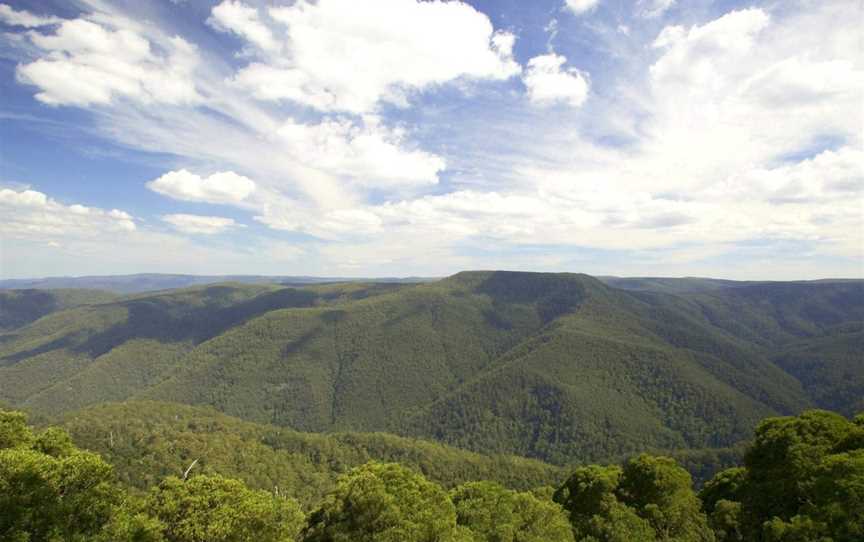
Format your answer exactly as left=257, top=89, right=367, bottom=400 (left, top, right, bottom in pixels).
left=0, top=273, right=436, bottom=294
left=598, top=275, right=862, bottom=294
left=1, top=271, right=861, bottom=466
left=0, top=288, right=118, bottom=332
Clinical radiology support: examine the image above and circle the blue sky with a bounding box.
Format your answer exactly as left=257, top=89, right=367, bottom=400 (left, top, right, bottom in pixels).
left=0, top=0, right=861, bottom=280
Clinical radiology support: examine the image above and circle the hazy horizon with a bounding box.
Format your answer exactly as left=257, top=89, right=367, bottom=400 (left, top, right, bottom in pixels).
left=2, top=269, right=862, bottom=284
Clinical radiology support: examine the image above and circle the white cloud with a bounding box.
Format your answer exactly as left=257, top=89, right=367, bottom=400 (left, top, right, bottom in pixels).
left=0, top=4, right=60, bottom=27
left=740, top=57, right=863, bottom=108
left=17, top=17, right=200, bottom=106
left=3, top=0, right=862, bottom=279
left=207, top=0, right=279, bottom=52
left=161, top=213, right=241, bottom=234
left=639, top=4, right=863, bottom=198
left=564, top=0, right=599, bottom=15
left=714, top=147, right=864, bottom=204
left=650, top=9, right=770, bottom=89
left=0, top=188, right=315, bottom=279
left=641, top=0, right=675, bottom=19
left=523, top=53, right=590, bottom=107
left=275, top=117, right=445, bottom=188
left=0, top=188, right=136, bottom=241
left=229, top=63, right=334, bottom=109
left=147, top=170, right=257, bottom=205
left=220, top=0, right=520, bottom=113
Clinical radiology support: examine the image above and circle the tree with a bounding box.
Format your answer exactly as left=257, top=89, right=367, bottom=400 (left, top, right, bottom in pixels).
left=743, top=410, right=853, bottom=525
left=0, top=410, right=33, bottom=449
left=145, top=474, right=304, bottom=542
left=0, top=410, right=118, bottom=542
left=302, top=462, right=461, bottom=542
left=698, top=468, right=746, bottom=516
left=450, top=480, right=574, bottom=541
left=553, top=464, right=656, bottom=542
left=616, top=454, right=714, bottom=542
left=707, top=500, right=743, bottom=542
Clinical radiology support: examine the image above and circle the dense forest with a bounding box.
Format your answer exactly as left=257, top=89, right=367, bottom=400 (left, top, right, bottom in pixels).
left=2, top=272, right=862, bottom=540
left=1, top=272, right=861, bottom=468
left=2, top=407, right=861, bottom=541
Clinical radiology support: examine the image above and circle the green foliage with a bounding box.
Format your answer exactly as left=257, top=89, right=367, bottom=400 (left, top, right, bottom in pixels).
left=60, top=401, right=563, bottom=508
left=146, top=475, right=304, bottom=542
left=742, top=410, right=855, bottom=525
left=554, top=456, right=712, bottom=542
left=302, top=462, right=460, bottom=542
left=0, top=411, right=118, bottom=542
left=3, top=273, right=861, bottom=472
left=0, top=410, right=34, bottom=449
left=450, top=480, right=574, bottom=541
left=701, top=409, right=864, bottom=542
left=698, top=467, right=746, bottom=515
left=708, top=500, right=743, bottom=542
left=2, top=407, right=862, bottom=542
left=96, top=504, right=167, bottom=542
left=0, top=288, right=117, bottom=332
left=617, top=454, right=714, bottom=541
left=553, top=464, right=656, bottom=542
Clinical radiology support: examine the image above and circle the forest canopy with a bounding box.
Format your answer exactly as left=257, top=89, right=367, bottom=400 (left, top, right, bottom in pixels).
left=1, top=407, right=861, bottom=541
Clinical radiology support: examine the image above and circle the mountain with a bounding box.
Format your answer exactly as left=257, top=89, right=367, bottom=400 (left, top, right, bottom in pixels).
left=0, top=273, right=435, bottom=294
left=597, top=276, right=748, bottom=294
left=1, top=271, right=861, bottom=466
left=598, top=275, right=862, bottom=294
left=0, top=288, right=118, bottom=332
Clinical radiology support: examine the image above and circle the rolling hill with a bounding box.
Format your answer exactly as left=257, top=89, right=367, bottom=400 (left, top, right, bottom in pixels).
left=0, top=288, right=118, bottom=332
left=1, top=271, right=861, bottom=466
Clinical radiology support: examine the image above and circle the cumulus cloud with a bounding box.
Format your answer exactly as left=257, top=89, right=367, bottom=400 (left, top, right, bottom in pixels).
left=640, top=3, right=862, bottom=196
left=16, top=17, right=200, bottom=106
left=564, top=0, right=599, bottom=15
left=651, top=8, right=770, bottom=89
left=0, top=4, right=60, bottom=27
left=207, top=0, right=279, bottom=52
left=0, top=188, right=136, bottom=241
left=162, top=213, right=241, bottom=234
left=147, top=170, right=256, bottom=205
left=275, top=117, right=445, bottom=188
left=2, top=0, right=862, bottom=279
left=217, top=0, right=520, bottom=113
left=523, top=54, right=590, bottom=107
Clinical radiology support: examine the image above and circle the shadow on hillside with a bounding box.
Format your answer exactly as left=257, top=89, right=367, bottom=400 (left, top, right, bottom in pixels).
left=476, top=271, right=587, bottom=324
left=70, top=287, right=319, bottom=358
left=0, top=290, right=61, bottom=331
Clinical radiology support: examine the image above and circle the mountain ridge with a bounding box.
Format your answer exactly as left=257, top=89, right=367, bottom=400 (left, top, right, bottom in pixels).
left=1, top=270, right=861, bottom=467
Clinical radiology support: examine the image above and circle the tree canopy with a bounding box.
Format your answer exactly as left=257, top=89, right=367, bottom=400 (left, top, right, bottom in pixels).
left=1, top=407, right=861, bottom=541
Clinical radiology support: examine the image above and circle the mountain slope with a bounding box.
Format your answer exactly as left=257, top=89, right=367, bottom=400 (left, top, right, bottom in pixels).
left=0, top=288, right=117, bottom=332
left=1, top=271, right=861, bottom=466
left=59, top=400, right=564, bottom=508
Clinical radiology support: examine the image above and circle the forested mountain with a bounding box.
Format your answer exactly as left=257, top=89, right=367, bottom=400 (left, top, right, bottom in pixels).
left=1, top=271, right=861, bottom=467
left=597, top=276, right=861, bottom=295
left=0, top=288, right=117, bottom=332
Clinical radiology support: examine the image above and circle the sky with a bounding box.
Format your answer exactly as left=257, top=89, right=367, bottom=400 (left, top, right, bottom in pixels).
left=0, top=0, right=861, bottom=280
